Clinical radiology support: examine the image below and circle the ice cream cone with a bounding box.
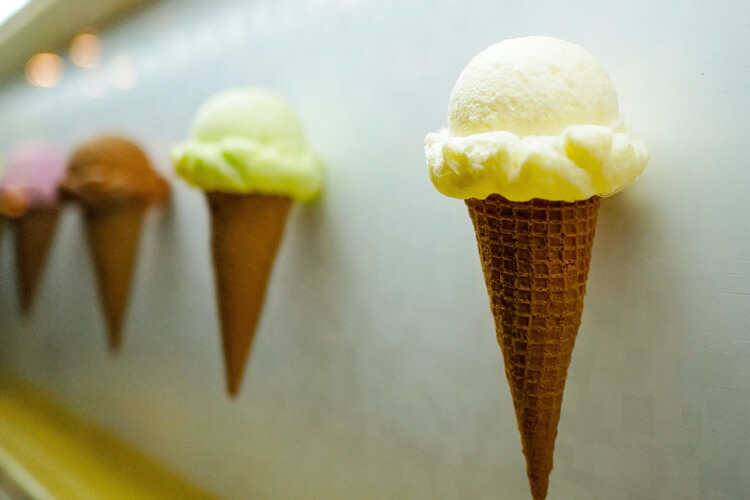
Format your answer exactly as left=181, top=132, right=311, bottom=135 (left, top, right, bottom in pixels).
left=13, top=207, right=60, bottom=313
left=63, top=136, right=169, bottom=351
left=206, top=192, right=291, bottom=397
left=172, top=88, right=323, bottom=396
left=83, top=201, right=147, bottom=352
left=0, top=143, right=68, bottom=308
left=426, top=37, right=648, bottom=499
left=466, top=194, right=600, bottom=500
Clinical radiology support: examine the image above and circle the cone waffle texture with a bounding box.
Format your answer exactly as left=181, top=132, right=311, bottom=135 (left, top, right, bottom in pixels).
left=206, top=192, right=291, bottom=397
left=84, top=202, right=147, bottom=351
left=14, top=207, right=60, bottom=313
left=465, top=194, right=600, bottom=500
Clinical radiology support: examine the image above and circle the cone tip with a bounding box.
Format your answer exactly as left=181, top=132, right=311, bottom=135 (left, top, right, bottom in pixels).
left=225, top=378, right=241, bottom=398
left=223, top=355, right=247, bottom=398
left=106, top=327, right=123, bottom=354
left=529, top=473, right=550, bottom=500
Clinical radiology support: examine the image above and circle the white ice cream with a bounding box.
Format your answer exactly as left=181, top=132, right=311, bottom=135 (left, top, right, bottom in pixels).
left=426, top=36, right=648, bottom=201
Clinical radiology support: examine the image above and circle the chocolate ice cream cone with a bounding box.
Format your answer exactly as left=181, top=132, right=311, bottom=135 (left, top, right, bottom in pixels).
left=14, top=207, right=60, bottom=313
left=206, top=192, right=291, bottom=397
left=466, top=194, right=600, bottom=500
left=63, top=136, right=169, bottom=351
left=83, top=202, right=147, bottom=352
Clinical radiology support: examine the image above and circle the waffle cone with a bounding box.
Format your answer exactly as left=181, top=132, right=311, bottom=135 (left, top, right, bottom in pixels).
left=466, top=194, right=600, bottom=500
left=14, top=207, right=60, bottom=313
left=83, top=202, right=147, bottom=352
left=206, top=192, right=291, bottom=397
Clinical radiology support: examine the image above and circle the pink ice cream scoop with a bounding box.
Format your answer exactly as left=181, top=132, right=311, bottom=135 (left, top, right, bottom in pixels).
left=0, top=142, right=68, bottom=217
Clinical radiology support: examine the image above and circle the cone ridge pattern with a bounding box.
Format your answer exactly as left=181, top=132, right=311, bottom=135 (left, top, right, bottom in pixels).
left=466, top=194, right=600, bottom=500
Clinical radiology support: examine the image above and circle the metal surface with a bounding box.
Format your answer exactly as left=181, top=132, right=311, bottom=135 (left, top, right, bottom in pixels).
left=0, top=0, right=748, bottom=498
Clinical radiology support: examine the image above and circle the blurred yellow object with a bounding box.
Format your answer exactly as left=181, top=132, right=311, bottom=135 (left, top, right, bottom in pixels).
left=0, top=374, right=215, bottom=499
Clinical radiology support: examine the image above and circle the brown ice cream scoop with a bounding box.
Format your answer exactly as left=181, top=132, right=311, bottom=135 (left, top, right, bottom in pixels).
left=62, top=136, right=169, bottom=207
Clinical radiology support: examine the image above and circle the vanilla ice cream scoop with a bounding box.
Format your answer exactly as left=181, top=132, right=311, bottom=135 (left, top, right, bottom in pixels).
left=426, top=36, right=648, bottom=201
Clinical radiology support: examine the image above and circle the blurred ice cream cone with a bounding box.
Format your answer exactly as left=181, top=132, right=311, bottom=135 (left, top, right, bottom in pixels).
left=83, top=202, right=147, bottom=351
left=206, top=192, right=291, bottom=395
left=171, top=87, right=323, bottom=396
left=0, top=142, right=68, bottom=313
left=63, top=136, right=168, bottom=351
left=14, top=207, right=60, bottom=313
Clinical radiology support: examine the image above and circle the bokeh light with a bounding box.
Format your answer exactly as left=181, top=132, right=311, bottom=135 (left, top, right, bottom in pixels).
left=25, top=53, right=64, bottom=88
left=70, top=33, right=102, bottom=68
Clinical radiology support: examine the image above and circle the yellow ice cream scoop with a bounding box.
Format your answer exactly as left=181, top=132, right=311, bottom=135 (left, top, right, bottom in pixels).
left=171, top=87, right=323, bottom=202
left=425, top=36, right=648, bottom=202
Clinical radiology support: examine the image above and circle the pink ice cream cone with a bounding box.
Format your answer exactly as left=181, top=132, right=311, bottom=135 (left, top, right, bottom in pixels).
left=0, top=142, right=68, bottom=313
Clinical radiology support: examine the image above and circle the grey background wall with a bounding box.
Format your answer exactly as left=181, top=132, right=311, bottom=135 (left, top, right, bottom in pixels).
left=0, top=0, right=748, bottom=498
